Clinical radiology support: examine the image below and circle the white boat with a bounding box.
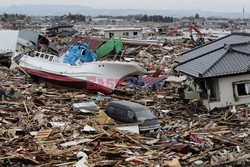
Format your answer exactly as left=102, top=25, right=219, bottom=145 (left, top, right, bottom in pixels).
left=16, top=51, right=146, bottom=94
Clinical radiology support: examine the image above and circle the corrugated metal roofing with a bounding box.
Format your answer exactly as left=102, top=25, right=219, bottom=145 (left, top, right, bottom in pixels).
left=0, top=30, right=19, bottom=54
left=18, top=29, right=39, bottom=44
left=175, top=33, right=250, bottom=63
left=82, top=37, right=105, bottom=51
left=175, top=33, right=250, bottom=78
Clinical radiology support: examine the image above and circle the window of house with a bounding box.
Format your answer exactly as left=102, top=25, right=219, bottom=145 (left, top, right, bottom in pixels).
left=35, top=52, right=40, bottom=57
left=133, top=32, right=138, bottom=36
left=234, top=81, right=250, bottom=97
left=208, top=79, right=220, bottom=102
left=123, top=32, right=129, bottom=36
left=45, top=55, right=49, bottom=59
left=109, top=32, right=114, bottom=38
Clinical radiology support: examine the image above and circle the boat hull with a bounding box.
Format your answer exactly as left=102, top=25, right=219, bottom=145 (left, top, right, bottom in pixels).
left=18, top=67, right=114, bottom=94
left=17, top=55, right=146, bottom=94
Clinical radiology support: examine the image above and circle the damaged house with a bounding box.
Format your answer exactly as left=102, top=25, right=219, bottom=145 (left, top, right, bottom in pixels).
left=0, top=29, right=57, bottom=68
left=174, top=33, right=250, bottom=110
left=18, top=29, right=58, bottom=54
left=46, top=25, right=78, bottom=38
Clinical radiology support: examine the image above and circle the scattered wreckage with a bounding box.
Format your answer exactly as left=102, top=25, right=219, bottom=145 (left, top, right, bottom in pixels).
left=1, top=26, right=250, bottom=166
left=1, top=65, right=250, bottom=166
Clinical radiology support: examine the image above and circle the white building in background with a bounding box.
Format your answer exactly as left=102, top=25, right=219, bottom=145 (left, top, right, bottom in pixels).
left=104, top=27, right=143, bottom=39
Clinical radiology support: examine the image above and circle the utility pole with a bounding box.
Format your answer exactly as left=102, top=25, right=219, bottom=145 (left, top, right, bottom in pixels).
left=243, top=7, right=245, bottom=21
left=243, top=7, right=246, bottom=32
left=243, top=7, right=247, bottom=32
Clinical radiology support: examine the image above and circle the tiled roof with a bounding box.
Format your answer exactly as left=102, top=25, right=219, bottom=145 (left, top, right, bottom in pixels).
left=175, top=33, right=250, bottom=78
left=175, top=33, right=250, bottom=63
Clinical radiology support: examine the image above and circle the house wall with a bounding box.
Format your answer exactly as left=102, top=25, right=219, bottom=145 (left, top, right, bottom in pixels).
left=104, top=30, right=143, bottom=39
left=204, top=74, right=250, bottom=110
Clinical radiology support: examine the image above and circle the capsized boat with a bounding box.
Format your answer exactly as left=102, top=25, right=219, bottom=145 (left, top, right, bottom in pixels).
left=15, top=50, right=146, bottom=94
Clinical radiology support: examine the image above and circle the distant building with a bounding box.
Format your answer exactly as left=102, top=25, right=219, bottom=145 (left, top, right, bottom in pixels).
left=178, top=19, right=191, bottom=28
left=194, top=18, right=206, bottom=27
left=157, top=25, right=183, bottom=36
left=92, top=17, right=108, bottom=22
left=103, top=27, right=143, bottom=39
left=246, top=21, right=250, bottom=29
left=46, top=25, right=78, bottom=37
left=206, top=20, right=229, bottom=29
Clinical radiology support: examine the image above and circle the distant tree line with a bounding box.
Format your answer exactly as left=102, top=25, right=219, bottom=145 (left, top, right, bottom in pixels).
left=66, top=13, right=86, bottom=22
left=97, top=14, right=174, bottom=23
left=139, top=15, right=174, bottom=22
left=0, top=13, right=26, bottom=21
left=0, top=13, right=174, bottom=23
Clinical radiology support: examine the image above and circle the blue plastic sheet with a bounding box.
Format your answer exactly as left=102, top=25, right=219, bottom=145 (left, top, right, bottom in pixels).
left=63, top=43, right=97, bottom=66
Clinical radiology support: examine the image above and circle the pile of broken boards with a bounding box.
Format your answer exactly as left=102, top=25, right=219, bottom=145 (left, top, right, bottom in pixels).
left=0, top=66, right=250, bottom=167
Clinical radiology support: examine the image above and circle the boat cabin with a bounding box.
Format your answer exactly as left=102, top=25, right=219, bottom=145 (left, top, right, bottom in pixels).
left=34, top=52, right=57, bottom=62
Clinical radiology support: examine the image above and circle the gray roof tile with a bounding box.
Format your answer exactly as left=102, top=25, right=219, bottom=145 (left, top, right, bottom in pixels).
left=175, top=33, right=250, bottom=78
left=175, top=48, right=227, bottom=77
left=203, top=52, right=250, bottom=77
left=175, top=33, right=250, bottom=64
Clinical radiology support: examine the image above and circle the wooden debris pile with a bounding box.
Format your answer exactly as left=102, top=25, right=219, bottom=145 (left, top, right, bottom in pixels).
left=0, top=65, right=250, bottom=166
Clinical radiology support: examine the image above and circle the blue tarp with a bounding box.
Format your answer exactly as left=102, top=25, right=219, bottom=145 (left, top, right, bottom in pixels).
left=63, top=43, right=97, bottom=66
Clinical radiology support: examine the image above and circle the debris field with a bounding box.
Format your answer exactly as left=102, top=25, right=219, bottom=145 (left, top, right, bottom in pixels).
left=0, top=40, right=250, bottom=167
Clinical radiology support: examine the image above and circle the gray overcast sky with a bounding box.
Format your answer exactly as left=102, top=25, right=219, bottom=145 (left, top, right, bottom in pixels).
left=0, top=0, right=249, bottom=12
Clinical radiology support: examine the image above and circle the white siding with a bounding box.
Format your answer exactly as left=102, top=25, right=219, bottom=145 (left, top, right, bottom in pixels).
left=104, top=29, right=143, bottom=39
left=205, top=74, right=250, bottom=110
left=0, top=30, right=19, bottom=53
